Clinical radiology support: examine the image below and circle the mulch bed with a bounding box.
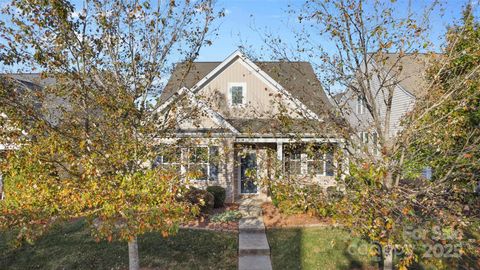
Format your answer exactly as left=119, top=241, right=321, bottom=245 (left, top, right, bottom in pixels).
left=262, top=202, right=334, bottom=228
left=181, top=203, right=239, bottom=232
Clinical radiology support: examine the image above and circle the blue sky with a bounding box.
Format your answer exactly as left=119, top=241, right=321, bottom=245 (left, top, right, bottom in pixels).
left=0, top=0, right=477, bottom=68
left=198, top=0, right=477, bottom=61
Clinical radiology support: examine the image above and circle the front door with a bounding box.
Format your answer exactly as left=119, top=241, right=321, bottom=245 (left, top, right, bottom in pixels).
left=240, top=152, right=258, bottom=194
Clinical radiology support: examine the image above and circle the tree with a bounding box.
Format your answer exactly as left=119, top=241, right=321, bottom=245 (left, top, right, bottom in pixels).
left=258, top=1, right=479, bottom=269
left=0, top=1, right=218, bottom=269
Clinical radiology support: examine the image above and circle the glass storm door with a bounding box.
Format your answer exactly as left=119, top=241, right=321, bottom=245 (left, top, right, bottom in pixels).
left=240, top=152, right=258, bottom=194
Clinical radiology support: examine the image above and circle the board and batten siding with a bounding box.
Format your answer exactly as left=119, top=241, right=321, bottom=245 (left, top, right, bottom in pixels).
left=195, top=59, right=303, bottom=119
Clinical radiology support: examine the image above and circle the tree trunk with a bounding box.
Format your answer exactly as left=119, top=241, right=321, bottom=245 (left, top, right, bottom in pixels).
left=383, top=245, right=394, bottom=270
left=128, top=236, right=140, bottom=270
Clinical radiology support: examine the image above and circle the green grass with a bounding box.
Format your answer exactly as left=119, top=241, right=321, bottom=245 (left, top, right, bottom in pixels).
left=0, top=220, right=238, bottom=270
left=267, top=227, right=378, bottom=270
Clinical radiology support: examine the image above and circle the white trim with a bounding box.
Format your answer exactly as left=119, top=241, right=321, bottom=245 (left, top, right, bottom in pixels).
left=156, top=87, right=239, bottom=134
left=234, top=137, right=343, bottom=144
left=237, top=55, right=322, bottom=121
left=155, top=87, right=189, bottom=113
left=183, top=89, right=240, bottom=133
left=191, top=50, right=243, bottom=91
left=189, top=49, right=322, bottom=121
left=227, top=82, right=247, bottom=107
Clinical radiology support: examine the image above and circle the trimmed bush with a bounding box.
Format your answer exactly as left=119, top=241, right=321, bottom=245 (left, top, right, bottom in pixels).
left=206, top=186, right=226, bottom=208
left=185, top=188, right=214, bottom=214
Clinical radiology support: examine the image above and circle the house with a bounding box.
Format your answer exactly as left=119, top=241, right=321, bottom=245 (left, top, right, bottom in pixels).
left=335, top=53, right=437, bottom=151
left=335, top=53, right=438, bottom=179
left=155, top=50, right=343, bottom=202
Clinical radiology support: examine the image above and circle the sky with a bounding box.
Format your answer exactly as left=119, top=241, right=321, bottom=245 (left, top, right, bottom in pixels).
left=196, top=0, right=478, bottom=61
left=0, top=0, right=477, bottom=68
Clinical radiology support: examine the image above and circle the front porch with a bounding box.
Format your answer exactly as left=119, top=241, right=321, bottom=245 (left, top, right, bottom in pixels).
left=232, top=137, right=342, bottom=202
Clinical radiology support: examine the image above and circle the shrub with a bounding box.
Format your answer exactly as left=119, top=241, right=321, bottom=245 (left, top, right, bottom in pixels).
left=206, top=186, right=226, bottom=208
left=210, top=210, right=242, bottom=223
left=185, top=188, right=214, bottom=214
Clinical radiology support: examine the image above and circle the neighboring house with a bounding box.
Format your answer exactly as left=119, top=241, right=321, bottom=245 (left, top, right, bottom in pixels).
left=156, top=50, right=343, bottom=202
left=337, top=53, right=437, bottom=149
left=336, top=53, right=437, bottom=178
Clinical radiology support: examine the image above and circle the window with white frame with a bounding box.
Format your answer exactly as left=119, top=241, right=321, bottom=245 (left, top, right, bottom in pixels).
left=229, top=83, right=246, bottom=106
left=188, top=147, right=209, bottom=180
left=187, top=146, right=219, bottom=181
left=153, top=145, right=219, bottom=181
left=285, top=145, right=335, bottom=177
left=356, top=96, right=365, bottom=114
left=152, top=146, right=181, bottom=174
left=307, top=149, right=335, bottom=177
left=285, top=147, right=302, bottom=176
left=360, top=131, right=369, bottom=144
left=307, top=150, right=325, bottom=175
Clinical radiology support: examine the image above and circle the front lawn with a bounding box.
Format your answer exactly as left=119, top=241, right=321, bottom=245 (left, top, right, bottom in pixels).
left=267, top=227, right=377, bottom=270
left=0, top=219, right=238, bottom=270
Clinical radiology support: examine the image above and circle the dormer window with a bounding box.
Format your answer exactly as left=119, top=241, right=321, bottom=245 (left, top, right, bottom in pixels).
left=357, top=96, right=365, bottom=114
left=228, top=83, right=246, bottom=106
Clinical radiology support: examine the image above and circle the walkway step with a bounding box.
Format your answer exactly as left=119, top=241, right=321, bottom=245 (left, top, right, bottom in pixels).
left=239, top=208, right=262, bottom=218
left=239, top=217, right=265, bottom=233
left=238, top=255, right=273, bottom=270
left=239, top=232, right=270, bottom=255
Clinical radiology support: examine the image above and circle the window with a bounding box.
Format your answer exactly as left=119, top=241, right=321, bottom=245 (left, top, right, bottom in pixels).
left=307, top=149, right=335, bottom=176
left=188, top=147, right=209, bottom=181
left=285, top=148, right=302, bottom=176
left=229, top=83, right=246, bottom=106
left=153, top=146, right=181, bottom=174
left=153, top=145, right=220, bottom=181
left=209, top=146, right=219, bottom=181
left=285, top=145, right=335, bottom=177
left=360, top=132, right=369, bottom=144
left=357, top=96, right=365, bottom=114
left=325, top=152, right=335, bottom=176
left=307, top=150, right=324, bottom=175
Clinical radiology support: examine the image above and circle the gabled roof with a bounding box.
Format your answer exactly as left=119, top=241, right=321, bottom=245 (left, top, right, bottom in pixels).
left=371, top=53, right=441, bottom=97
left=159, top=51, right=333, bottom=118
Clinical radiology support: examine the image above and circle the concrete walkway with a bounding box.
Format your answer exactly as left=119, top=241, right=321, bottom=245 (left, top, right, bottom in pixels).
left=238, top=198, right=273, bottom=270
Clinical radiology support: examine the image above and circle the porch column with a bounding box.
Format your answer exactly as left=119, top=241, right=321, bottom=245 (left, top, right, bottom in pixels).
left=276, top=142, right=283, bottom=161
left=276, top=142, right=283, bottom=177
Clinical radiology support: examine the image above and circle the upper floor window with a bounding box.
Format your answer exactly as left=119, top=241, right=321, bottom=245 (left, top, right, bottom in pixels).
left=360, top=131, right=369, bottom=144
left=357, top=96, right=365, bottom=114
left=228, top=83, right=246, bottom=106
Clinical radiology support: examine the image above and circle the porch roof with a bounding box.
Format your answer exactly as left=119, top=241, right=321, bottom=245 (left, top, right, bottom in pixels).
left=226, top=118, right=336, bottom=135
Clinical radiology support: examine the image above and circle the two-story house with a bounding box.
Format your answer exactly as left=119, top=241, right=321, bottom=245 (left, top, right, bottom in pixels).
left=155, top=50, right=343, bottom=202
left=336, top=53, right=437, bottom=177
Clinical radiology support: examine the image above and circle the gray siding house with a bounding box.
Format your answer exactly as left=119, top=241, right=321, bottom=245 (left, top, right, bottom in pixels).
left=337, top=53, right=436, bottom=148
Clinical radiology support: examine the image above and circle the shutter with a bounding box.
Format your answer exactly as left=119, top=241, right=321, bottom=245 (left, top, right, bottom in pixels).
left=209, top=146, right=219, bottom=181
